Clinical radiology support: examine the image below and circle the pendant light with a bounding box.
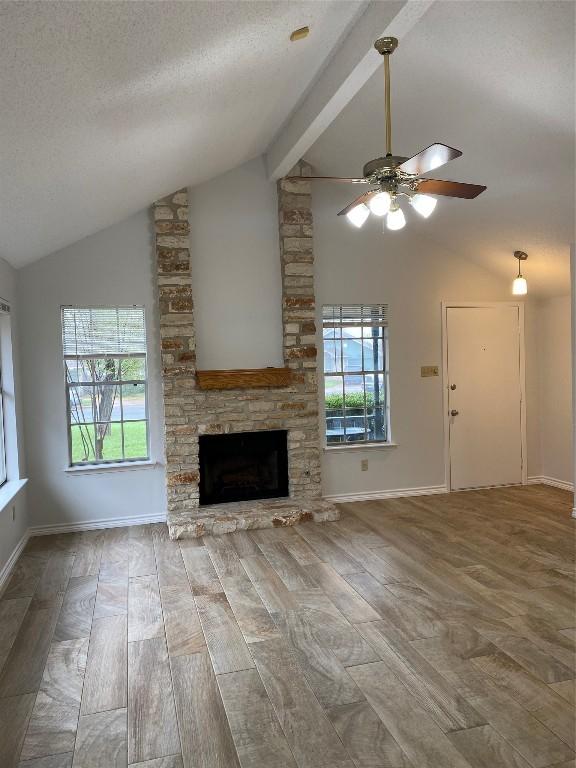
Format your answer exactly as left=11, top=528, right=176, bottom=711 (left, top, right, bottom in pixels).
left=512, top=250, right=528, bottom=295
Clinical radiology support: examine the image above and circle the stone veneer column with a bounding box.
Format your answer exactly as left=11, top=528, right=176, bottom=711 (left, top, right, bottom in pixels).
left=153, top=170, right=337, bottom=537
left=277, top=160, right=322, bottom=500
left=153, top=189, right=199, bottom=519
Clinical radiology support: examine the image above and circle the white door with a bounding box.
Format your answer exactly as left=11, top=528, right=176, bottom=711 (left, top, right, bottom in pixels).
left=446, top=305, right=523, bottom=490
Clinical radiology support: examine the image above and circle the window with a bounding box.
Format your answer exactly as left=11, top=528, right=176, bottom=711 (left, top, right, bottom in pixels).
left=0, top=363, right=6, bottom=486
left=0, top=301, right=9, bottom=485
left=62, top=307, right=149, bottom=466
left=323, top=304, right=390, bottom=445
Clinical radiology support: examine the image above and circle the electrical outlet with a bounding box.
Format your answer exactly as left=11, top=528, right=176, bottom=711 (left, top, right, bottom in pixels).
left=361, top=459, right=368, bottom=471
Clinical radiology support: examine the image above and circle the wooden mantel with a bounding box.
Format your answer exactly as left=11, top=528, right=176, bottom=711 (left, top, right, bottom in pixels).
left=196, top=367, right=293, bottom=390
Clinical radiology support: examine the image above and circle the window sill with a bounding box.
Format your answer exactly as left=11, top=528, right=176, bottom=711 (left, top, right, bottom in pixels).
left=0, top=478, right=28, bottom=513
left=324, top=442, right=398, bottom=453
left=65, top=460, right=158, bottom=475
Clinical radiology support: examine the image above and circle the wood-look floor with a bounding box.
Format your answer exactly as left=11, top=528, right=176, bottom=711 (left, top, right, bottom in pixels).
left=0, top=484, right=574, bottom=768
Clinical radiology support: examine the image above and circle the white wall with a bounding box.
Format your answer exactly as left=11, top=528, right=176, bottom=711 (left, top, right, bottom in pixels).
left=19, top=210, right=167, bottom=528
left=187, top=160, right=543, bottom=496
left=312, top=183, right=537, bottom=497
left=189, top=156, right=283, bottom=369
left=537, top=294, right=573, bottom=485
left=572, top=243, right=576, bottom=512
left=18, top=157, right=284, bottom=530
left=524, top=300, right=543, bottom=479
left=15, top=155, right=559, bottom=529
left=0, top=257, right=29, bottom=576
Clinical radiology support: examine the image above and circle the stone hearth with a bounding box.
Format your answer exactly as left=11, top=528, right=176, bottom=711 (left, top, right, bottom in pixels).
left=153, top=160, right=338, bottom=537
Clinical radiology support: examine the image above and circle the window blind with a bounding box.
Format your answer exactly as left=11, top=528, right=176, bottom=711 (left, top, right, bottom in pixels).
left=62, top=307, right=146, bottom=357
left=322, top=304, right=388, bottom=328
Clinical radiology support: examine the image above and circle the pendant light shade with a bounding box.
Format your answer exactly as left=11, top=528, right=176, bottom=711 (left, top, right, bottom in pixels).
left=386, top=203, right=406, bottom=230
left=512, top=276, right=528, bottom=296
left=512, top=250, right=528, bottom=295
left=368, top=191, right=392, bottom=216
left=346, top=203, right=370, bottom=228
left=410, top=193, right=437, bottom=218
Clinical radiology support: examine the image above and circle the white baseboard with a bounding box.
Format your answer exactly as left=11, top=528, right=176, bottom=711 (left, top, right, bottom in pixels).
left=324, top=484, right=448, bottom=504
left=527, top=476, right=574, bottom=493
left=0, top=512, right=166, bottom=593
left=327, top=478, right=576, bottom=505
left=0, top=530, right=30, bottom=596
left=28, top=512, right=167, bottom=537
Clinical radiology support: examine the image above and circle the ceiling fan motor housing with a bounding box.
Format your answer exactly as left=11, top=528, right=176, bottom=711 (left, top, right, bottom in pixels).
left=363, top=155, right=409, bottom=181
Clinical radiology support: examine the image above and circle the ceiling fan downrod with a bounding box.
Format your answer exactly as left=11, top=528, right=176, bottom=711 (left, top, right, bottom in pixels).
left=374, top=37, right=398, bottom=157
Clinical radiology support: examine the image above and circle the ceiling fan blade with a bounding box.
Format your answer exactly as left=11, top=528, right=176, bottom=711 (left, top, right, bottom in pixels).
left=286, top=176, right=368, bottom=183
left=337, top=191, right=378, bottom=217
left=398, top=143, right=462, bottom=175
left=416, top=178, right=486, bottom=199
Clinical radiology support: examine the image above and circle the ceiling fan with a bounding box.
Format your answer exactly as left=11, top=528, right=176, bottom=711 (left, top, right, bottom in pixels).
left=289, top=37, right=486, bottom=231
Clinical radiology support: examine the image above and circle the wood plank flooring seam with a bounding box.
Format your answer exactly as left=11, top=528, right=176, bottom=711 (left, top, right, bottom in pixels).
left=249, top=637, right=356, bottom=768
left=238, top=555, right=363, bottom=762
left=61, top=600, right=89, bottom=766
left=72, top=562, right=126, bottom=765
left=150, top=541, right=195, bottom=765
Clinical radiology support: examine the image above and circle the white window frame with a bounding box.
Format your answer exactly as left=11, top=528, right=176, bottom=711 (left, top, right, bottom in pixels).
left=0, top=333, right=7, bottom=487
left=0, top=299, right=28, bottom=502
left=322, top=304, right=391, bottom=447
left=62, top=306, right=150, bottom=468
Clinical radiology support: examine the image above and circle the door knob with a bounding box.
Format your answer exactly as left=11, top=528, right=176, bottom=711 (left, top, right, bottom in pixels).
left=450, top=409, right=459, bottom=416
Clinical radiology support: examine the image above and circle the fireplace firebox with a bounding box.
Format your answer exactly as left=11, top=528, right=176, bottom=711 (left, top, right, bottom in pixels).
left=199, top=430, right=289, bottom=506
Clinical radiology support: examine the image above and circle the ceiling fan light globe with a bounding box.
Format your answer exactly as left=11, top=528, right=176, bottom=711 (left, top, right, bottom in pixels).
left=512, top=276, right=527, bottom=296
left=346, top=203, right=370, bottom=228
left=386, top=205, right=406, bottom=231
left=368, top=191, right=391, bottom=216
left=411, top=193, right=437, bottom=218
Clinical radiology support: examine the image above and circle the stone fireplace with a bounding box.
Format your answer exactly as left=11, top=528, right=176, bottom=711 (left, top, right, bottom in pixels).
left=153, top=160, right=338, bottom=537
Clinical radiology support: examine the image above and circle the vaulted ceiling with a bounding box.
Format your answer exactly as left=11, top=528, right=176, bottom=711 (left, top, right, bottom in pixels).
left=305, top=0, right=575, bottom=298
left=1, top=0, right=574, bottom=297
left=0, top=0, right=365, bottom=265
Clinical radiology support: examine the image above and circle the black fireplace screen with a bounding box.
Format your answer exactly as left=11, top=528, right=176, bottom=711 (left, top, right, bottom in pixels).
left=199, top=430, right=289, bottom=506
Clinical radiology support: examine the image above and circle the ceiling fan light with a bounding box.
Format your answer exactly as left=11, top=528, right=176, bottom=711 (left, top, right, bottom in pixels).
left=512, top=276, right=527, bottom=296
left=411, top=193, right=437, bottom=218
left=386, top=204, right=406, bottom=231
left=368, top=191, right=391, bottom=216
left=346, top=203, right=370, bottom=228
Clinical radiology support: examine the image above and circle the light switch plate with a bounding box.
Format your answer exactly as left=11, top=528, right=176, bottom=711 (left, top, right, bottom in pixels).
left=421, top=365, right=439, bottom=377
left=361, top=459, right=368, bottom=471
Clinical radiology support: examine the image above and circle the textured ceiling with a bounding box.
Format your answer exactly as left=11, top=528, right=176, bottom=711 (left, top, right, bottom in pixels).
left=306, top=0, right=575, bottom=298
left=0, top=0, right=365, bottom=266
left=2, top=0, right=574, bottom=293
